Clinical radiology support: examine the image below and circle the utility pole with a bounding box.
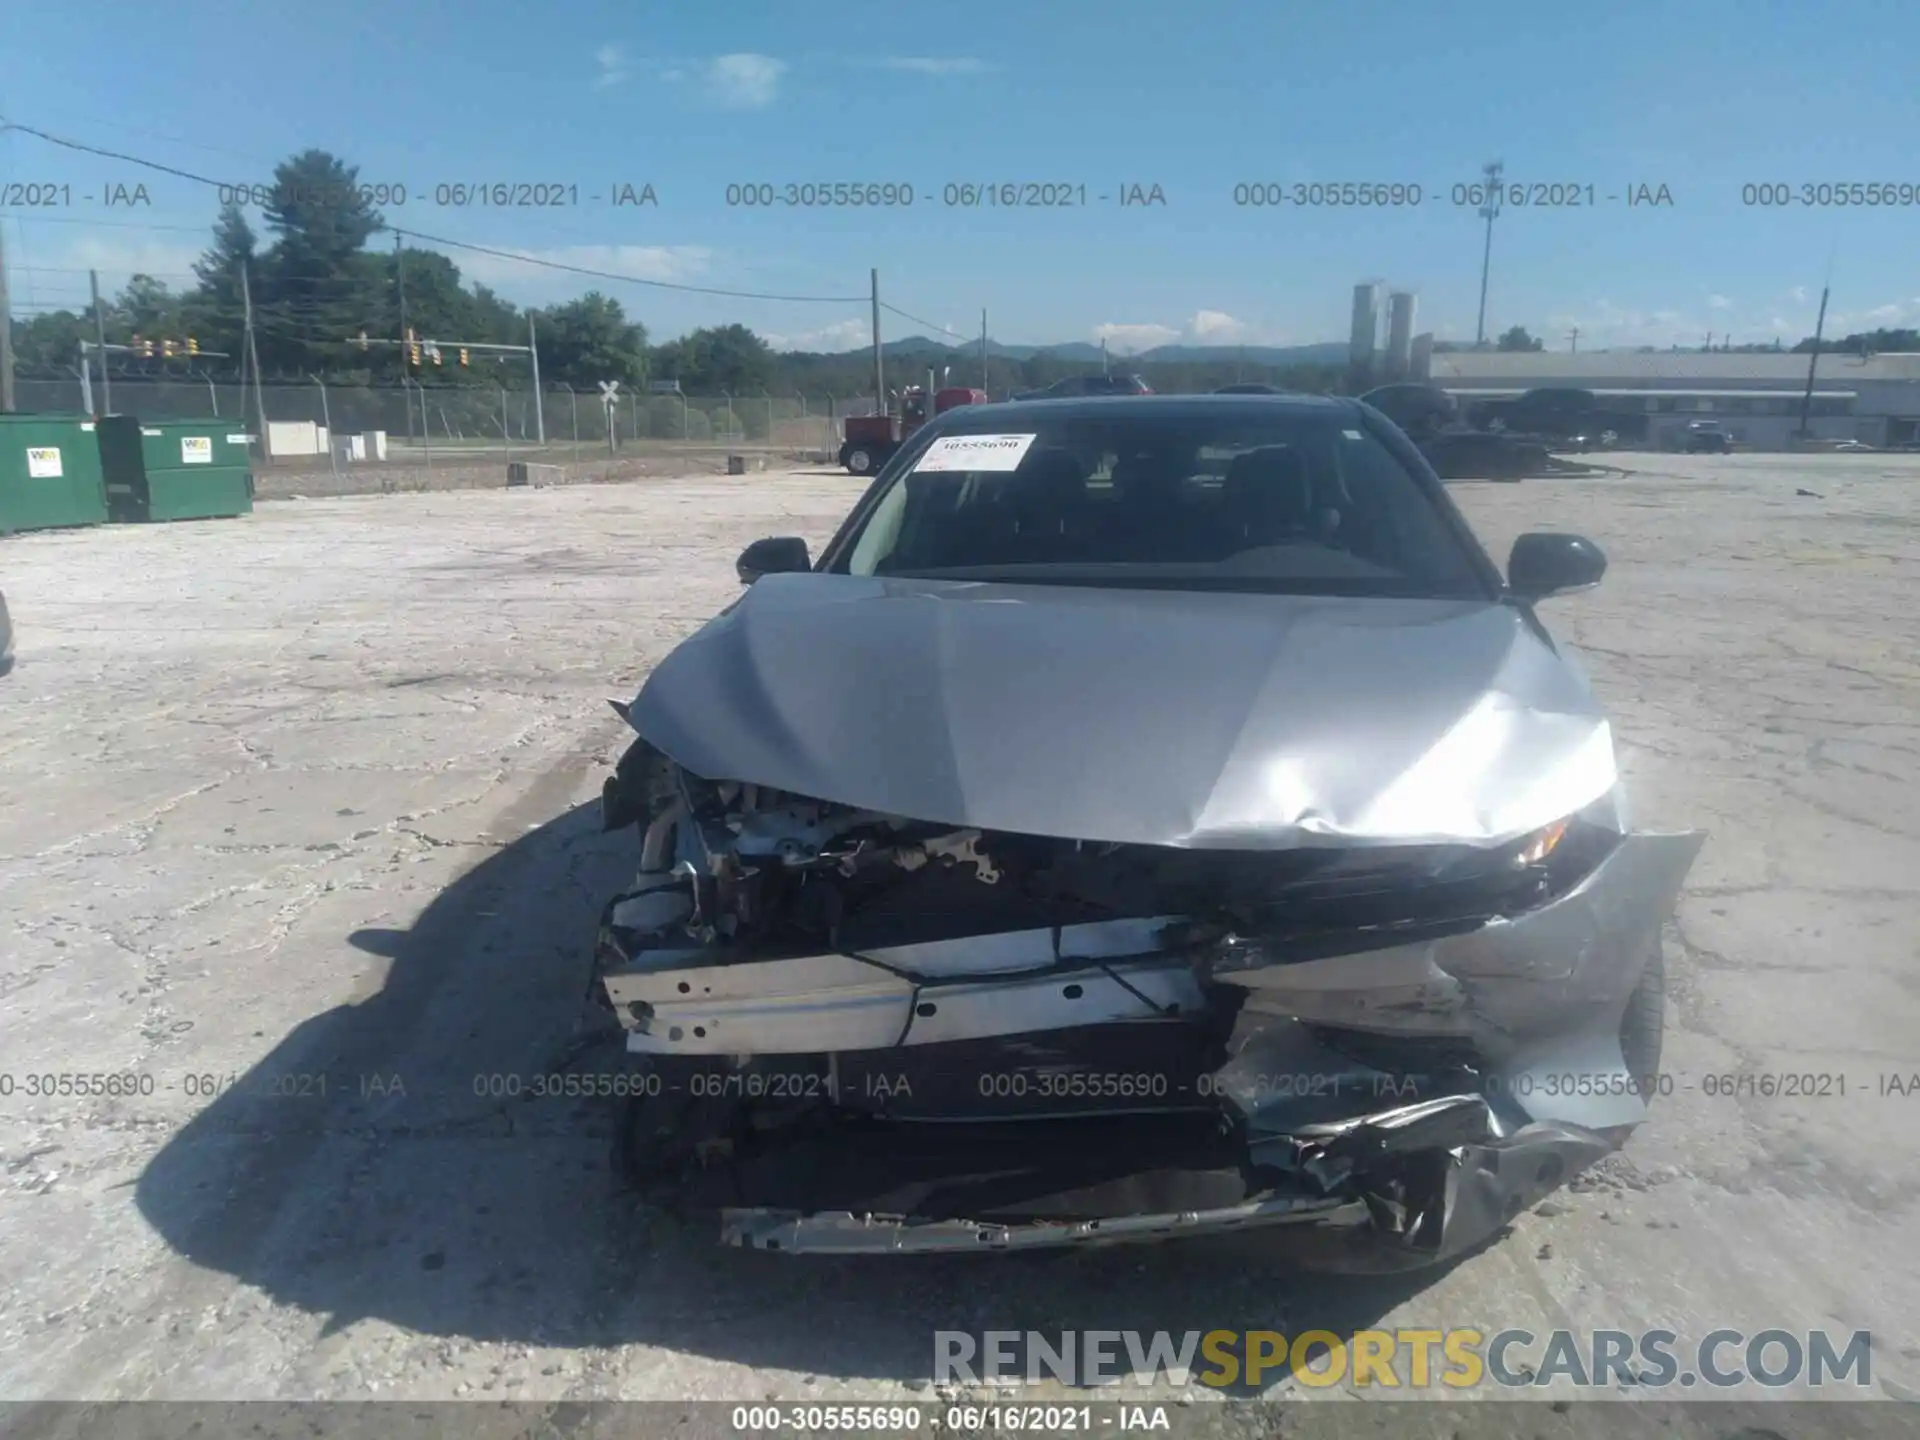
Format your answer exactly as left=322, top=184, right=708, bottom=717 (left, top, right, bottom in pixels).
left=394, top=232, right=416, bottom=444
left=980, top=308, right=988, bottom=392
left=0, top=221, right=14, bottom=412
left=870, top=268, right=884, bottom=416
left=528, top=312, right=545, bottom=444
left=1101, top=336, right=1109, bottom=376
left=241, top=260, right=269, bottom=461
left=1568, top=327, right=1580, bottom=354
left=91, top=269, right=111, bottom=413
left=1474, top=160, right=1504, bottom=348
left=1798, top=285, right=1830, bottom=440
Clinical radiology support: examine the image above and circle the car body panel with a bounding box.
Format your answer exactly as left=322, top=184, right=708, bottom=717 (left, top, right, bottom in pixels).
left=625, top=574, right=1617, bottom=851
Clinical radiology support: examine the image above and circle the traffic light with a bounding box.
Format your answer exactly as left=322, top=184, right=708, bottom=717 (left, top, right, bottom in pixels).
left=458, top=348, right=469, bottom=367
left=430, top=345, right=442, bottom=366
left=354, top=331, right=369, bottom=351
left=407, top=327, right=421, bottom=366
left=162, top=339, right=177, bottom=359
left=186, top=337, right=199, bottom=356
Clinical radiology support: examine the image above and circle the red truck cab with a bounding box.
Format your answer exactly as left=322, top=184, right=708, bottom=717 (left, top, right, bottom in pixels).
left=838, top=387, right=989, bottom=476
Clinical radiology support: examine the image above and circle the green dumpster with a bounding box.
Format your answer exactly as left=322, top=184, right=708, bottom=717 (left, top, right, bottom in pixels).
left=98, top=416, right=254, bottom=522
left=0, top=414, right=111, bottom=534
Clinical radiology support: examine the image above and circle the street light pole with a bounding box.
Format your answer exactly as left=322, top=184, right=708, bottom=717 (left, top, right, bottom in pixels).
left=1474, top=160, right=1504, bottom=348
left=91, top=269, right=111, bottom=413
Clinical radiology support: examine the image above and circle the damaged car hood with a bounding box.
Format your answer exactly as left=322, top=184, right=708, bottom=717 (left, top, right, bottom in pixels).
left=626, top=573, right=1617, bottom=850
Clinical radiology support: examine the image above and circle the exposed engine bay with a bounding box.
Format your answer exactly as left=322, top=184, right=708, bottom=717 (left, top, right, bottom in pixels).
left=591, top=726, right=1704, bottom=1264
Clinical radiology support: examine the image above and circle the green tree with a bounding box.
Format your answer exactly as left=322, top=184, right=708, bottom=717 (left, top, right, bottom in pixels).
left=117, top=274, right=183, bottom=341
left=1794, top=327, right=1920, bottom=355
left=656, top=323, right=774, bottom=393
left=1496, top=325, right=1545, bottom=352
left=259, top=150, right=386, bottom=375
left=532, top=292, right=647, bottom=386
left=10, top=310, right=91, bottom=374
left=185, top=201, right=256, bottom=365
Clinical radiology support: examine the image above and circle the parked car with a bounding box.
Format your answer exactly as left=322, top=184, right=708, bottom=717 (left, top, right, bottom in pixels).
left=1359, top=382, right=1461, bottom=439
left=594, top=394, right=1704, bottom=1265
left=0, top=586, right=11, bottom=677
left=1417, top=428, right=1550, bottom=480
left=1013, top=374, right=1153, bottom=400
left=1213, top=383, right=1286, bottom=395
left=1684, top=422, right=1732, bottom=454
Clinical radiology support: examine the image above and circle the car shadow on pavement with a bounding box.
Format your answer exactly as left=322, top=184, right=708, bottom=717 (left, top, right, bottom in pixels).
left=135, top=800, right=1463, bottom=1390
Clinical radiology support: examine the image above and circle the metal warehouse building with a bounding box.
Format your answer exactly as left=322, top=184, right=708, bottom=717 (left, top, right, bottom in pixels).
left=1423, top=350, right=1920, bottom=450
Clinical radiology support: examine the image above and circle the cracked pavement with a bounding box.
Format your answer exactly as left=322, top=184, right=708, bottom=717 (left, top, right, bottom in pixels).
left=0, top=457, right=1916, bottom=1420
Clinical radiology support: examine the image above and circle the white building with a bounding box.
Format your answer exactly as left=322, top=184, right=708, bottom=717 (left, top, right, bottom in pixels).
left=1422, top=350, right=1920, bottom=450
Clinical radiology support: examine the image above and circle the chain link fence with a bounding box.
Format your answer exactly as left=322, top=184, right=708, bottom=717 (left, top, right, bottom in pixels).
left=9, top=376, right=883, bottom=466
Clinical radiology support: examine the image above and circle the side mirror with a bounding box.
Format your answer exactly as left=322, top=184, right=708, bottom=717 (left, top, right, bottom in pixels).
left=736, top=535, right=811, bottom=584
left=1508, top=532, right=1606, bottom=600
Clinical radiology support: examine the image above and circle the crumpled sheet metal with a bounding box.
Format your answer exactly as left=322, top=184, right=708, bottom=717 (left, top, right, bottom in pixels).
left=627, top=573, right=1619, bottom=851
left=714, top=1111, right=1618, bottom=1265
left=1216, top=830, right=1706, bottom=1131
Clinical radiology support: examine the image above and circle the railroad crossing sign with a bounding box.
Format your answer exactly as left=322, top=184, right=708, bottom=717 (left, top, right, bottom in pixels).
left=600, top=380, right=621, bottom=451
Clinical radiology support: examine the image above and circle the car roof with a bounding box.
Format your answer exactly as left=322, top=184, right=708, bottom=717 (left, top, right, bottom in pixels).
left=954, top=393, right=1357, bottom=424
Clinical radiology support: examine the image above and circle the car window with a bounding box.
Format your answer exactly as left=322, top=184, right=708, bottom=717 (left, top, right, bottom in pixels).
left=838, top=413, right=1489, bottom=598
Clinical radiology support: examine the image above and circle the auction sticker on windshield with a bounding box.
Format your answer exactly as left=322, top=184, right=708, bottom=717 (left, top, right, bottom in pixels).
left=915, top=433, right=1038, bottom=472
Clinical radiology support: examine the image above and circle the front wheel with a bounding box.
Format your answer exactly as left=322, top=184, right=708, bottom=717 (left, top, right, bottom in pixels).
left=1620, top=943, right=1666, bottom=1101
left=845, top=446, right=876, bottom=476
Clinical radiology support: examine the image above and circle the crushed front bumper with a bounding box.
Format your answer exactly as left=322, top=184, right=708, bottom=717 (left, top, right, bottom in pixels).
left=599, top=831, right=1704, bottom=1264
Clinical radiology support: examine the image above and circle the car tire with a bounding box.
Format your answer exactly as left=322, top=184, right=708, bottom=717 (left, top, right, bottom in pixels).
left=1620, top=942, right=1666, bottom=1099
left=845, top=447, right=875, bottom=476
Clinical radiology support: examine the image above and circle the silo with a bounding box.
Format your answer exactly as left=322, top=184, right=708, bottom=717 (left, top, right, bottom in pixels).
left=1410, top=332, right=1435, bottom=381
left=1387, top=292, right=1418, bottom=378
left=1349, top=281, right=1384, bottom=373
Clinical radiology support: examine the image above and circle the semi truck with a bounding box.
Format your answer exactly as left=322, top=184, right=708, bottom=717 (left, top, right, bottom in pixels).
left=838, top=385, right=988, bottom=475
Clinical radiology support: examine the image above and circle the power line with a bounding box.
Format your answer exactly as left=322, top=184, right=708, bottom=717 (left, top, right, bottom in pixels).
left=0, top=120, right=238, bottom=192
left=0, top=214, right=210, bottom=233
left=389, top=227, right=863, bottom=304
left=879, top=300, right=961, bottom=338
left=1, top=120, right=871, bottom=305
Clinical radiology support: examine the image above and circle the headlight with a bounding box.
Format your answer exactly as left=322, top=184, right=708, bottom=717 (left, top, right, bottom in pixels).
left=1511, top=818, right=1570, bottom=867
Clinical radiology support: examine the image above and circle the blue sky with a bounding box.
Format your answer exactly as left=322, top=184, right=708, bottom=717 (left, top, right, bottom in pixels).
left=4, top=0, right=1918, bottom=353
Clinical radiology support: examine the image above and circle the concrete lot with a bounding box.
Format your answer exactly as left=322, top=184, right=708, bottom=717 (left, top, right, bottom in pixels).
left=1, top=455, right=1917, bottom=1421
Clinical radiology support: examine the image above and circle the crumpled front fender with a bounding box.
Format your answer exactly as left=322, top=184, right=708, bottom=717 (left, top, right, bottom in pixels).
left=1212, top=829, right=1706, bottom=1130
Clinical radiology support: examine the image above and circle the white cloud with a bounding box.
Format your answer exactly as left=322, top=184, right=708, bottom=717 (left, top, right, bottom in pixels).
left=1527, top=291, right=1920, bottom=348
left=21, top=235, right=204, bottom=290
left=765, top=318, right=870, bottom=352
left=1788, top=285, right=1809, bottom=303
left=593, top=43, right=630, bottom=90
left=440, top=244, right=712, bottom=296
left=1093, top=322, right=1182, bottom=354
left=876, top=56, right=994, bottom=75
left=1189, top=309, right=1251, bottom=343
left=705, top=53, right=786, bottom=109
left=1091, top=311, right=1265, bottom=352
left=1830, top=300, right=1916, bottom=330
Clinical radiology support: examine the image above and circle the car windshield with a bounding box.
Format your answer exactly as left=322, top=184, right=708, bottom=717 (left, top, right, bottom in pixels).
left=837, top=411, right=1491, bottom=597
